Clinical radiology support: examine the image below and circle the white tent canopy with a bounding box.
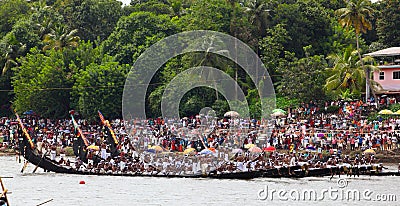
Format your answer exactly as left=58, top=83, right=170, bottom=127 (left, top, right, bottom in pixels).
left=364, top=47, right=400, bottom=57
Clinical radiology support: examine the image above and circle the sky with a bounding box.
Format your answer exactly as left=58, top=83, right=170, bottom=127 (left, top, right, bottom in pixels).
left=118, top=0, right=130, bottom=5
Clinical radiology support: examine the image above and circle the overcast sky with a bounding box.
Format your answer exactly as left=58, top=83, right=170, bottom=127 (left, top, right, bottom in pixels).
left=118, top=0, right=130, bottom=5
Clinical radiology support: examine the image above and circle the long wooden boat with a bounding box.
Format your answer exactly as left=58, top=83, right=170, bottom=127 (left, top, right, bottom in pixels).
left=20, top=139, right=400, bottom=179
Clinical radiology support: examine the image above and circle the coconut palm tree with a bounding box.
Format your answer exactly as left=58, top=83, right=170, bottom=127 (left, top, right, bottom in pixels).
left=42, top=25, right=80, bottom=51
left=1, top=43, right=26, bottom=75
left=335, top=0, right=374, bottom=99
left=325, top=46, right=380, bottom=97
left=241, top=0, right=271, bottom=37
left=196, top=35, right=230, bottom=100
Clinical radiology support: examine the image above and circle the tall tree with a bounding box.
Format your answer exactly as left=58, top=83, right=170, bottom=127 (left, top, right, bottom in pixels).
left=242, top=0, right=271, bottom=38
left=277, top=47, right=328, bottom=102
left=325, top=46, right=379, bottom=98
left=0, top=0, right=31, bottom=37
left=56, top=0, right=123, bottom=42
left=376, top=0, right=400, bottom=47
left=72, top=56, right=129, bottom=120
left=42, top=25, right=80, bottom=51
left=13, top=48, right=72, bottom=118
left=335, top=0, right=374, bottom=99
left=102, top=11, right=179, bottom=64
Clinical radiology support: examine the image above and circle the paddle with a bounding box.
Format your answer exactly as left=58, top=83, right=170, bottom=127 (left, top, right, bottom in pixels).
left=0, top=177, right=10, bottom=206
left=20, top=161, right=29, bottom=173
left=0, top=189, right=8, bottom=198
left=36, top=198, right=53, bottom=206
left=33, top=151, right=49, bottom=173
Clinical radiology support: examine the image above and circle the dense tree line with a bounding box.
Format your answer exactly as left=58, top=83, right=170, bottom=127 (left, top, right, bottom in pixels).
left=0, top=0, right=399, bottom=119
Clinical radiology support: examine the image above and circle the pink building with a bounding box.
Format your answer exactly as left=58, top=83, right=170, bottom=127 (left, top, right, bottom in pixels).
left=373, top=65, right=400, bottom=92
left=365, top=47, right=400, bottom=94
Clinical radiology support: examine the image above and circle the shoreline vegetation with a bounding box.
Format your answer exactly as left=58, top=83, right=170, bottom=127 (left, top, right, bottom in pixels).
left=1, top=0, right=400, bottom=120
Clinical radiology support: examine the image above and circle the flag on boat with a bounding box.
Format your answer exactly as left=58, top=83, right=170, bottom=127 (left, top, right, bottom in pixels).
left=98, top=110, right=118, bottom=145
left=98, top=110, right=106, bottom=123
left=15, top=111, right=34, bottom=149
left=71, top=115, right=89, bottom=147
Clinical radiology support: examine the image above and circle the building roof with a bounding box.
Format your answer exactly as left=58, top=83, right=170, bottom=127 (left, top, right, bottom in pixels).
left=364, top=47, right=400, bottom=57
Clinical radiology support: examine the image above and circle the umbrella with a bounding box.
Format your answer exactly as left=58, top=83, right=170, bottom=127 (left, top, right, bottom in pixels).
left=10, top=121, right=18, bottom=125
left=271, top=111, right=286, bottom=117
left=183, top=148, right=196, bottom=155
left=199, top=149, right=214, bottom=155
left=244, top=144, right=256, bottom=149
left=23, top=110, right=35, bottom=115
left=232, top=148, right=243, bottom=153
left=208, top=147, right=216, bottom=153
left=378, top=109, right=393, bottom=115
left=317, top=133, right=325, bottom=138
left=146, top=149, right=156, bottom=153
left=249, top=146, right=262, bottom=153
left=330, top=115, right=338, bottom=118
left=224, top=111, right=240, bottom=117
left=272, top=109, right=286, bottom=114
left=306, top=146, right=316, bottom=151
left=87, top=145, right=100, bottom=151
left=150, top=145, right=164, bottom=152
left=263, top=146, right=276, bottom=152
left=363, top=149, right=376, bottom=154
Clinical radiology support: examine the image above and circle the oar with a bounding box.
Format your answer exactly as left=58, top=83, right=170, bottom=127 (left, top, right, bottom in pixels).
left=20, top=161, right=29, bottom=173
left=36, top=198, right=53, bottom=206
left=0, top=177, right=10, bottom=206
left=33, top=151, right=49, bottom=174
left=0, top=189, right=7, bottom=198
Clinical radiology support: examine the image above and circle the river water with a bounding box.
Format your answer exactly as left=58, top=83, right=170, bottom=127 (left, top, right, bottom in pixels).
left=1, top=156, right=399, bottom=206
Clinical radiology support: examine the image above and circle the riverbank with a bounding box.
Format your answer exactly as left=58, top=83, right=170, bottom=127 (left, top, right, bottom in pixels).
left=0, top=148, right=14, bottom=156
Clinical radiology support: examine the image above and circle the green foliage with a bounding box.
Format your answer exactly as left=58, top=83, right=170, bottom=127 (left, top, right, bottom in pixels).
left=212, top=99, right=229, bottom=118
left=130, top=0, right=174, bottom=15
left=376, top=0, right=400, bottom=47
left=55, top=0, right=123, bottom=42
left=259, top=24, right=291, bottom=83
left=276, top=97, right=300, bottom=110
left=388, top=104, right=400, bottom=113
left=13, top=48, right=72, bottom=118
left=180, top=0, right=232, bottom=32
left=0, top=0, right=31, bottom=37
left=271, top=0, right=333, bottom=57
left=102, top=11, right=179, bottom=64
left=72, top=56, right=129, bottom=120
left=277, top=50, right=328, bottom=102
left=325, top=105, right=340, bottom=113
left=0, top=0, right=393, bottom=119
left=324, top=46, right=365, bottom=97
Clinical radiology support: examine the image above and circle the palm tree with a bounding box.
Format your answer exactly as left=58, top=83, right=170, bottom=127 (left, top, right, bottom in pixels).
left=43, top=25, right=80, bottom=51
left=241, top=0, right=271, bottom=37
left=1, top=43, right=26, bottom=75
left=335, top=0, right=374, bottom=99
left=197, top=35, right=230, bottom=100
left=325, top=46, right=380, bottom=97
